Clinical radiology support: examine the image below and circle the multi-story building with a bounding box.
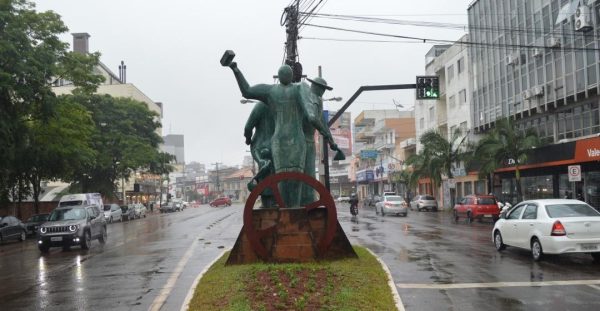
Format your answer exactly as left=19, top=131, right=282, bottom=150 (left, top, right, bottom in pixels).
left=353, top=110, right=415, bottom=200
left=468, top=0, right=600, bottom=207
left=52, top=33, right=164, bottom=204
left=316, top=111, right=354, bottom=197
left=222, top=168, right=254, bottom=202
left=415, top=35, right=484, bottom=208
left=162, top=134, right=185, bottom=165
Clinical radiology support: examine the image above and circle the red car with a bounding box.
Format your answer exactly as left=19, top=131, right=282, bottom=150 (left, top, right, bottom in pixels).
left=454, top=194, right=500, bottom=223
left=210, top=197, right=232, bottom=207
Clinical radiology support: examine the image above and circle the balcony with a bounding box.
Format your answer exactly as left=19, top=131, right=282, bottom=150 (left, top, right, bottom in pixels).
left=400, top=138, right=416, bottom=149
left=355, top=126, right=375, bottom=142
left=374, top=140, right=395, bottom=150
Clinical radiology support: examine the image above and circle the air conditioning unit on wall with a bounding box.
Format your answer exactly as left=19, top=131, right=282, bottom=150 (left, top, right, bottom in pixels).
left=532, top=49, right=543, bottom=58
left=576, top=5, right=593, bottom=32
left=522, top=90, right=532, bottom=100
left=505, top=54, right=519, bottom=66
left=532, top=86, right=544, bottom=97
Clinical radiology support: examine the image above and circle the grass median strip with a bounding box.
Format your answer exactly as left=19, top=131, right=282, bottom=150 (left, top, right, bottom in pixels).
left=187, top=246, right=397, bottom=311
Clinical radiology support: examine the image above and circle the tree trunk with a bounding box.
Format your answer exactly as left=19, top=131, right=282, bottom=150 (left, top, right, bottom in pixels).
left=515, top=167, right=523, bottom=202
left=32, top=175, right=41, bottom=215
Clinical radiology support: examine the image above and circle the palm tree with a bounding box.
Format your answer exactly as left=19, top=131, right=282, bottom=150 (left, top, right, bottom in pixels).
left=405, top=150, right=442, bottom=200
left=419, top=128, right=470, bottom=208
left=472, top=118, right=540, bottom=202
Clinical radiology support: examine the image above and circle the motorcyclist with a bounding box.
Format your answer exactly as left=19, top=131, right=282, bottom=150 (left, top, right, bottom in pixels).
left=349, top=193, right=359, bottom=215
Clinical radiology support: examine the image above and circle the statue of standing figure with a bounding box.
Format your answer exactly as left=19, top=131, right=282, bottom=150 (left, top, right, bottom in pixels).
left=225, top=56, right=340, bottom=207
left=244, top=101, right=275, bottom=207
left=300, top=77, right=334, bottom=205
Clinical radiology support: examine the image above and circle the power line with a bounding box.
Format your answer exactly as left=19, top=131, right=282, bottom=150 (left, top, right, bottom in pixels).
left=302, top=12, right=600, bottom=39
left=303, top=23, right=600, bottom=52
left=300, top=36, right=426, bottom=43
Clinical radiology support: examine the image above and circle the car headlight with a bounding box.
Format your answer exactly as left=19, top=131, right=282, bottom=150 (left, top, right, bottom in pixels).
left=40, top=227, right=47, bottom=234
left=68, top=225, right=78, bottom=232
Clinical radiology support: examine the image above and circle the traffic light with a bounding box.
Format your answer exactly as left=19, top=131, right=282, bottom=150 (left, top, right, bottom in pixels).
left=416, top=76, right=440, bottom=100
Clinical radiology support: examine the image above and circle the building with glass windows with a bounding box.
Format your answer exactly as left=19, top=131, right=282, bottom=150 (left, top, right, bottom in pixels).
left=468, top=0, right=600, bottom=207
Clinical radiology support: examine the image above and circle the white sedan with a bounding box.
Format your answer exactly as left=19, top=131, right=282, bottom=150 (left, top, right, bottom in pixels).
left=493, top=199, right=600, bottom=261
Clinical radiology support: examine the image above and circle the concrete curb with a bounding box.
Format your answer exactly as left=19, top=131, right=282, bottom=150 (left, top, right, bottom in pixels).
left=365, top=247, right=405, bottom=311
left=180, top=248, right=230, bottom=311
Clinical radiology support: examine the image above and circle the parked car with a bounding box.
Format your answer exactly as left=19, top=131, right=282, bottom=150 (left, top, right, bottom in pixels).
left=410, top=195, right=438, bottom=212
left=37, top=204, right=106, bottom=252
left=364, top=194, right=381, bottom=207
left=375, top=195, right=408, bottom=217
left=493, top=199, right=600, bottom=262
left=103, top=204, right=122, bottom=223
left=133, top=203, right=147, bottom=218
left=0, top=216, right=27, bottom=242
left=454, top=194, right=500, bottom=223
left=210, top=197, right=232, bottom=207
left=121, top=205, right=136, bottom=221
left=382, top=191, right=396, bottom=196
left=160, top=202, right=176, bottom=213
left=24, top=213, right=49, bottom=236
left=173, top=202, right=183, bottom=212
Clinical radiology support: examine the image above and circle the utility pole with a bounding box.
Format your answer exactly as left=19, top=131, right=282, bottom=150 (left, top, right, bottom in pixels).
left=282, top=0, right=302, bottom=82
left=212, top=162, right=222, bottom=195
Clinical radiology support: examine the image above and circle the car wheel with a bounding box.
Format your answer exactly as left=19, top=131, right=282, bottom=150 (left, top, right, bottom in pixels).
left=98, top=227, right=107, bottom=244
left=81, top=231, right=91, bottom=250
left=38, top=244, right=49, bottom=253
left=433, top=207, right=438, bottom=212
left=62, top=245, right=71, bottom=251
left=19, top=230, right=26, bottom=242
left=494, top=231, right=506, bottom=251
left=591, top=253, right=600, bottom=262
left=531, top=238, right=543, bottom=261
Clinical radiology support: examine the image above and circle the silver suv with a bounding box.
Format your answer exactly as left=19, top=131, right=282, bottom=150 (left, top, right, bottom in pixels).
left=38, top=205, right=107, bottom=252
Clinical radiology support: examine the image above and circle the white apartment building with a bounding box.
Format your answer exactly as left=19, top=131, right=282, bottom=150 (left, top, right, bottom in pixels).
left=414, top=35, right=485, bottom=208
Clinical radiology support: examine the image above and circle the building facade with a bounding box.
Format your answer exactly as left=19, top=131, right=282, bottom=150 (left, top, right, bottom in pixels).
left=468, top=0, right=600, bottom=207
left=415, top=36, right=483, bottom=208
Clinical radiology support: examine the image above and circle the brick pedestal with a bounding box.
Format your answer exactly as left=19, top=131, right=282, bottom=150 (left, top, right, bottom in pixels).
left=226, top=207, right=357, bottom=264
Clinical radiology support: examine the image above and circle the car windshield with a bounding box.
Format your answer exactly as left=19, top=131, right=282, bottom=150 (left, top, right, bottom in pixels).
left=385, top=196, right=403, bottom=202
left=103, top=205, right=111, bottom=211
left=423, top=196, right=435, bottom=200
left=49, top=208, right=86, bottom=221
left=478, top=198, right=496, bottom=205
left=545, top=204, right=600, bottom=218
left=27, top=214, right=48, bottom=222
left=59, top=200, right=83, bottom=207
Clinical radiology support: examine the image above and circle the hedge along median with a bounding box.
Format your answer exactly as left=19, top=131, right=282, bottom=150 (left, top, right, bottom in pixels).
left=186, top=246, right=398, bottom=311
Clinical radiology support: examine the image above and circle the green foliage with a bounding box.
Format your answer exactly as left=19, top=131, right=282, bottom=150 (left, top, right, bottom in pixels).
left=471, top=118, right=540, bottom=201
left=66, top=93, right=164, bottom=198
left=0, top=0, right=103, bottom=204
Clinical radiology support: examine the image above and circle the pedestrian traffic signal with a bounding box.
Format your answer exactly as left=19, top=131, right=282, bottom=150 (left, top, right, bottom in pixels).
left=416, top=76, right=440, bottom=100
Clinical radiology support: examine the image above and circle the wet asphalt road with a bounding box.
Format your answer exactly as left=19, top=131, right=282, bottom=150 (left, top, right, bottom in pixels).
left=2, top=203, right=600, bottom=311
left=341, top=204, right=600, bottom=311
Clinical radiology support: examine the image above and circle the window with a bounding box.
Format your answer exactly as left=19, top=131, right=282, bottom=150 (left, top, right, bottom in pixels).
left=545, top=204, right=600, bottom=217
left=449, top=95, right=456, bottom=108
left=419, top=117, right=424, bottom=129
left=522, top=205, right=538, bottom=219
left=429, top=107, right=435, bottom=120
left=448, top=64, right=455, bottom=81
left=457, top=57, right=464, bottom=74
left=459, top=89, right=467, bottom=104
left=507, top=204, right=526, bottom=220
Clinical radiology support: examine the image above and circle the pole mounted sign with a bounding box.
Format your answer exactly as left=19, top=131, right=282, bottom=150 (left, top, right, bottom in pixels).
left=568, top=165, right=581, bottom=182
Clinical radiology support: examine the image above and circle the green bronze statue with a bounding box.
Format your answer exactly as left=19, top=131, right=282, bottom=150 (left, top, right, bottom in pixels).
left=244, top=101, right=275, bottom=207
left=222, top=50, right=343, bottom=207
left=300, top=77, right=334, bottom=204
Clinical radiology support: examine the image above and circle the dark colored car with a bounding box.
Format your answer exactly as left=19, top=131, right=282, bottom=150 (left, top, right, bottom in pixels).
left=0, top=216, right=27, bottom=242
left=37, top=205, right=106, bottom=252
left=210, top=197, right=232, bottom=207
left=454, top=194, right=501, bottom=223
left=25, top=213, right=49, bottom=236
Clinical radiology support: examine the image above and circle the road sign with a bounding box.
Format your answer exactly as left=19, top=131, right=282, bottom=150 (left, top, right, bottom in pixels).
left=568, top=165, right=581, bottom=182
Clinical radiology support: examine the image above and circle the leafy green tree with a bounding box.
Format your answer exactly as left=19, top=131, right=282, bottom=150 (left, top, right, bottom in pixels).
left=472, top=118, right=540, bottom=202
left=68, top=94, right=164, bottom=198
left=419, top=128, right=470, bottom=207
left=25, top=98, right=96, bottom=213
left=405, top=150, right=442, bottom=199
left=0, top=0, right=102, bottom=205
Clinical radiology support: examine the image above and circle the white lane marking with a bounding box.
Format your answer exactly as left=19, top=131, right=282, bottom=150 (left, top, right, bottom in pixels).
left=588, top=284, right=600, bottom=291
left=365, top=248, right=405, bottom=311
left=148, top=239, right=199, bottom=311
left=396, top=279, right=600, bottom=289
left=180, top=249, right=230, bottom=311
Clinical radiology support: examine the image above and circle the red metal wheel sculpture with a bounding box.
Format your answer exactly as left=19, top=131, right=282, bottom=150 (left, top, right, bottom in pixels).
left=243, top=172, right=337, bottom=259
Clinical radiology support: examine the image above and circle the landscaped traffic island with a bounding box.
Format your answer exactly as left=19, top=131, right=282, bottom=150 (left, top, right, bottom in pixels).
left=187, top=246, right=397, bottom=310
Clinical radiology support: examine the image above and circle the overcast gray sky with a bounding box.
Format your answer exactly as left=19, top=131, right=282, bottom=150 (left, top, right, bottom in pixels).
left=34, top=0, right=471, bottom=168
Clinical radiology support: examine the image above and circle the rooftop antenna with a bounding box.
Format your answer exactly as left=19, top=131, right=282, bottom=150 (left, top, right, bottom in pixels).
left=393, top=99, right=404, bottom=111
